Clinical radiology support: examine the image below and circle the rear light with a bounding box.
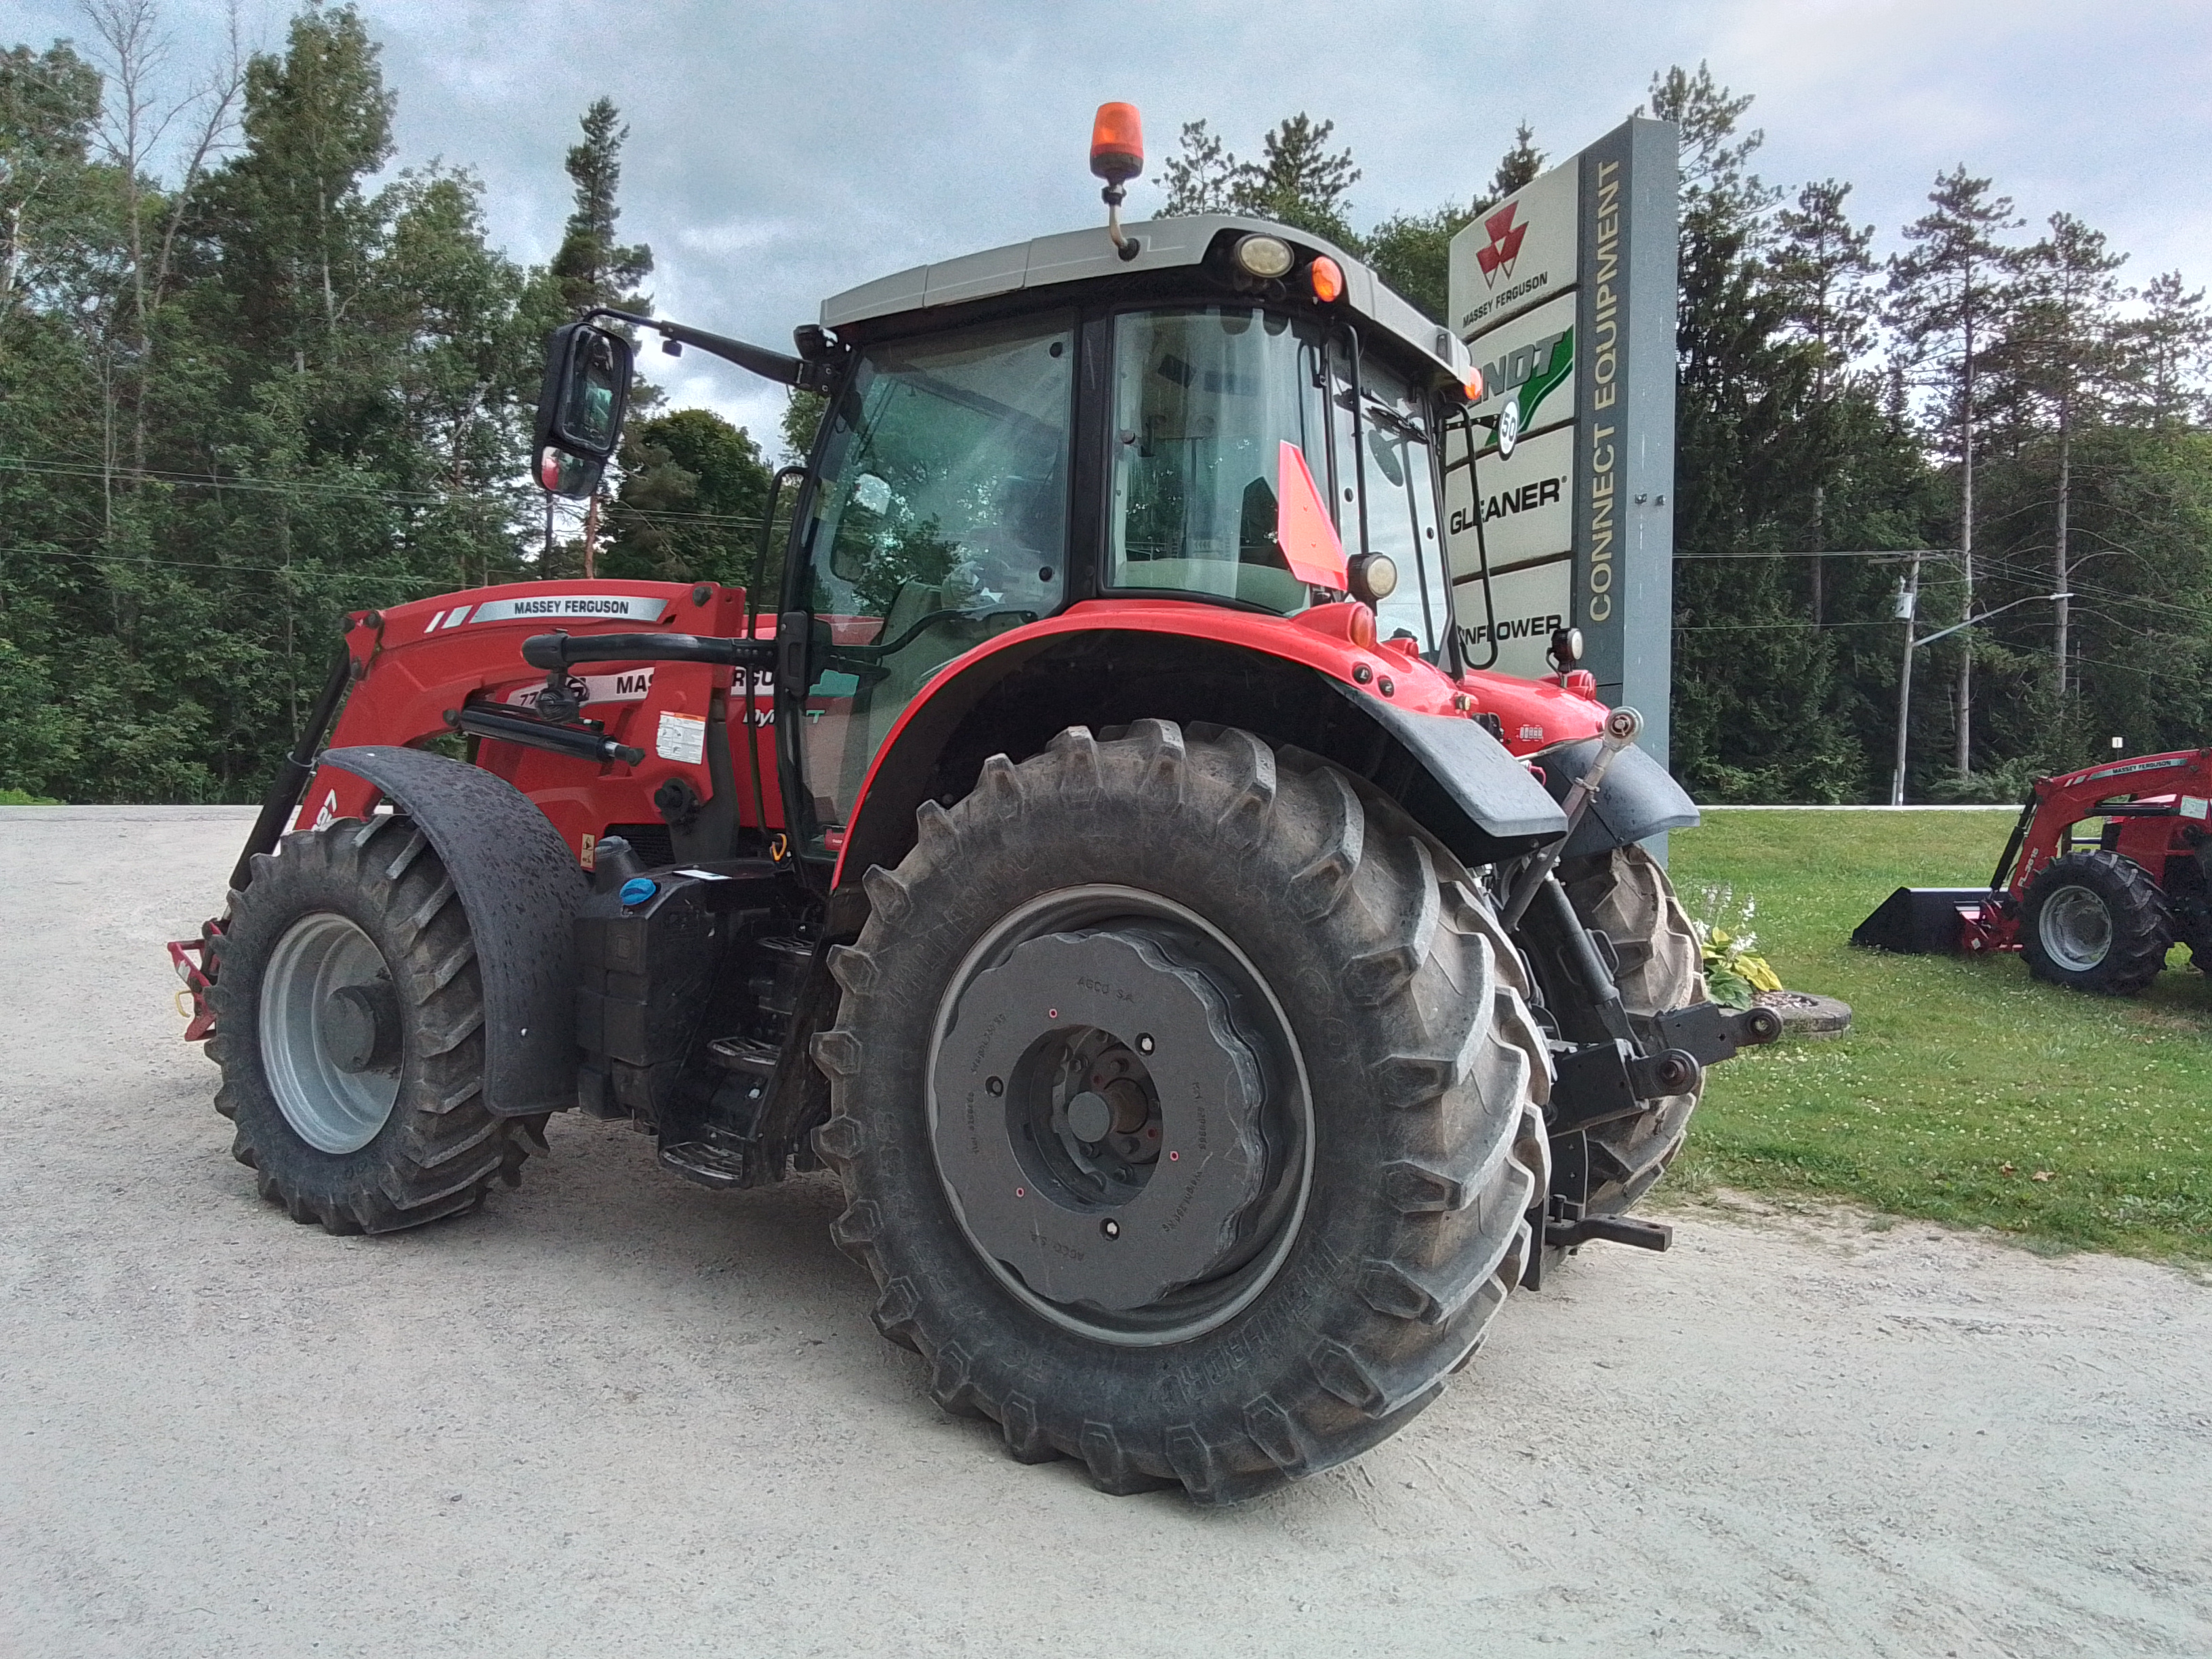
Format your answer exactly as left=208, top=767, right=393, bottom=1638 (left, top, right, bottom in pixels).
left=1564, top=670, right=1597, bottom=699
left=1090, top=102, right=1144, bottom=182
left=1458, top=367, right=1485, bottom=401
left=1307, top=255, right=1345, bottom=303
left=1293, top=600, right=1376, bottom=651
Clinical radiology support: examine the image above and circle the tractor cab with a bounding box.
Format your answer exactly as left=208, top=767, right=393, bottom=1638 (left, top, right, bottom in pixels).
left=784, top=214, right=1481, bottom=855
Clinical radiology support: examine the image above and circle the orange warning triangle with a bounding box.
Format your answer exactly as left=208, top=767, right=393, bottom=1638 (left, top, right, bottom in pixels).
left=1275, top=441, right=1346, bottom=590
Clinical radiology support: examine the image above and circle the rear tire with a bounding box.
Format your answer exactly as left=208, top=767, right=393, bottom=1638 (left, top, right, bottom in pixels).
left=206, top=815, right=528, bottom=1233
left=813, top=721, right=1550, bottom=1503
left=2021, top=849, right=2171, bottom=996
left=1561, top=844, right=1708, bottom=1217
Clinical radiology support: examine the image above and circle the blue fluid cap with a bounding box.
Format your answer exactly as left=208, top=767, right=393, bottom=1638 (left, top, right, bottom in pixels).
left=619, top=877, right=658, bottom=908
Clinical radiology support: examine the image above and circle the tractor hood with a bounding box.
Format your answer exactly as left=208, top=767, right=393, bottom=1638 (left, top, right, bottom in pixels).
left=819, top=213, right=1477, bottom=390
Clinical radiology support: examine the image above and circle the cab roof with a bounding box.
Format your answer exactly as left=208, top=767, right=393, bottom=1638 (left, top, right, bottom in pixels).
left=819, top=213, right=1474, bottom=388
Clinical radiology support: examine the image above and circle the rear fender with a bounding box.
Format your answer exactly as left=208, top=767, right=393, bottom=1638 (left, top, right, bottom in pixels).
left=317, top=744, right=583, bottom=1118
left=1530, top=735, right=1700, bottom=859
left=832, top=603, right=1568, bottom=902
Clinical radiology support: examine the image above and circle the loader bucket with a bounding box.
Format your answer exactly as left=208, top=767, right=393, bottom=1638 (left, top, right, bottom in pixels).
left=1851, top=887, right=1990, bottom=954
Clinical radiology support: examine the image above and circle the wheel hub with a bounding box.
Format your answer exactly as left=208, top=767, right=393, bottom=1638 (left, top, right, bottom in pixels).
left=931, top=926, right=1269, bottom=1313
left=323, top=982, right=399, bottom=1073
left=2041, top=884, right=2112, bottom=971
left=259, top=912, right=401, bottom=1154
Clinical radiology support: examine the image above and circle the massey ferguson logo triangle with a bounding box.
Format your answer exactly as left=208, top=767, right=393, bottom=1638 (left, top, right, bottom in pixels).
left=1474, top=203, right=1528, bottom=289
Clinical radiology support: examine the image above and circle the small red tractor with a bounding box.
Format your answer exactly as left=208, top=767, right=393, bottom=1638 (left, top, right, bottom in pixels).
left=1854, top=747, right=2212, bottom=994
left=169, top=106, right=1774, bottom=1502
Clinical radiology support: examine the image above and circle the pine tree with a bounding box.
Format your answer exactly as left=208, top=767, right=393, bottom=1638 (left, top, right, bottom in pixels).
left=1154, top=113, right=1359, bottom=247
left=551, top=97, right=651, bottom=315
left=1484, top=121, right=1543, bottom=207
left=1997, top=212, right=2127, bottom=701
left=1232, top=114, right=1359, bottom=245
left=1365, top=123, right=1546, bottom=324
left=2118, top=271, right=2212, bottom=428
left=1158, top=119, right=1235, bottom=216
left=1767, top=179, right=1876, bottom=621
left=1888, top=167, right=2022, bottom=775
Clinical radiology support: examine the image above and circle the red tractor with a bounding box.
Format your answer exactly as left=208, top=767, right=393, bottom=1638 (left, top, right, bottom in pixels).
left=170, top=108, right=1774, bottom=1502
left=1854, top=747, right=2212, bottom=994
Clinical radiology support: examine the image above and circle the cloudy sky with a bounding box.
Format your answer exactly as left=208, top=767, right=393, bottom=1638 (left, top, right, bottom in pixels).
left=19, top=0, right=2212, bottom=445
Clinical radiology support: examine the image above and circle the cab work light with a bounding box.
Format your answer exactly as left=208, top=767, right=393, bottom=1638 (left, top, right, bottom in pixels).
left=1233, top=234, right=1294, bottom=279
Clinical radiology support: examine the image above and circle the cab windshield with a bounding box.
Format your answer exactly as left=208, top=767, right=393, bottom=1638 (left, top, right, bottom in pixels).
left=1107, top=306, right=1451, bottom=655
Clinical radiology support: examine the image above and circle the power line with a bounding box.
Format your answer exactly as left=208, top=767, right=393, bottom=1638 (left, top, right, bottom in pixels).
left=1675, top=548, right=1958, bottom=560
left=0, top=455, right=775, bottom=531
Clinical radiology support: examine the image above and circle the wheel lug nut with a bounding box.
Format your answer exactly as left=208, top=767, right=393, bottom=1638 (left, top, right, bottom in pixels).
left=1136, top=1033, right=1154, bottom=1054
left=1101, top=1218, right=1120, bottom=1239
left=985, top=1076, right=1004, bottom=1096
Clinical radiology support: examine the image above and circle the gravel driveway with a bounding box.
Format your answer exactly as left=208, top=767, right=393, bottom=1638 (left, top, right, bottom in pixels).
left=4, top=806, right=2207, bottom=1658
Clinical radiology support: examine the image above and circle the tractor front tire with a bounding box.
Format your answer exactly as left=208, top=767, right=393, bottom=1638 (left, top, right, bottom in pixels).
left=1561, top=843, right=1708, bottom=1218
left=813, top=721, right=1551, bottom=1503
left=206, top=815, right=529, bottom=1233
left=2022, top=849, right=2172, bottom=996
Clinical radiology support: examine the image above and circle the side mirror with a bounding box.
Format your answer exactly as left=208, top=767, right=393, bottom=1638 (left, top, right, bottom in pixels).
left=532, top=321, right=634, bottom=498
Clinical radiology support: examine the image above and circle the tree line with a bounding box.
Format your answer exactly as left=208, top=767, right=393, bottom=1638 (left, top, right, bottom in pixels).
left=0, top=2, right=769, bottom=802
left=3, top=8, right=2209, bottom=804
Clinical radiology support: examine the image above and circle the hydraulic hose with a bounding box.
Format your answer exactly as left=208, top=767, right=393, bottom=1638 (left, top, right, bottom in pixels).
left=228, top=642, right=356, bottom=893
left=522, top=630, right=775, bottom=673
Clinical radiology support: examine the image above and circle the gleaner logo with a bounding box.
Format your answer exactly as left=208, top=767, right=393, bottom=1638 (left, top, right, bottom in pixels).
left=1474, top=203, right=1528, bottom=288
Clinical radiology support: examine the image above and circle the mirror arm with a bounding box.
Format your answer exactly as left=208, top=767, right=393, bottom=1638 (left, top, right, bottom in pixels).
left=595, top=309, right=834, bottom=392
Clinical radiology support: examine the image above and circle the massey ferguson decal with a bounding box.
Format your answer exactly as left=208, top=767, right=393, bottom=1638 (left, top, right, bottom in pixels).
left=503, top=669, right=655, bottom=710
left=1450, top=161, right=1580, bottom=338
left=422, top=593, right=672, bottom=633
left=1473, top=203, right=1528, bottom=287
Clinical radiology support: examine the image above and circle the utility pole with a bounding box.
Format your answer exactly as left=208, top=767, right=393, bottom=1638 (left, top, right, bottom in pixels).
left=1957, top=323, right=1977, bottom=776
left=1890, top=550, right=1921, bottom=806
left=1895, top=585, right=2068, bottom=806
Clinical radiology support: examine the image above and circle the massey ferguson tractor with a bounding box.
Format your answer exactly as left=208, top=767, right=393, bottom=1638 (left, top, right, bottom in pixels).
left=1856, top=746, right=2212, bottom=995
left=169, top=106, right=1776, bottom=1502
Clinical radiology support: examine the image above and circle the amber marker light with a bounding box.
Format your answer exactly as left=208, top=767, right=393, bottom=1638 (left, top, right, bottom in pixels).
left=1346, top=602, right=1378, bottom=650
left=1090, top=102, right=1144, bottom=182
left=1458, top=367, right=1485, bottom=401
left=1308, top=255, right=1345, bottom=303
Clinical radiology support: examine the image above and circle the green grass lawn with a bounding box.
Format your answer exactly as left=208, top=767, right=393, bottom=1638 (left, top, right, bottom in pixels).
left=1665, top=808, right=2211, bottom=1263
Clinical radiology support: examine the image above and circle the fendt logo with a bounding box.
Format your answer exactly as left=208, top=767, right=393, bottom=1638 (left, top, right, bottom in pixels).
left=1474, top=203, right=1528, bottom=289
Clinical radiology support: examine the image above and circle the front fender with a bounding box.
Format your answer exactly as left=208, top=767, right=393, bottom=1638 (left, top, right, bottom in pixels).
left=321, top=745, right=582, bottom=1117
left=1533, top=737, right=1700, bottom=859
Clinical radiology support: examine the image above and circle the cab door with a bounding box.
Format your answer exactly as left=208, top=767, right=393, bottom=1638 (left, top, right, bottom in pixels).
left=779, top=314, right=1078, bottom=859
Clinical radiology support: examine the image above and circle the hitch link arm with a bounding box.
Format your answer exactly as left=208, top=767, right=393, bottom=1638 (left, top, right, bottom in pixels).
left=1500, top=705, right=1644, bottom=928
